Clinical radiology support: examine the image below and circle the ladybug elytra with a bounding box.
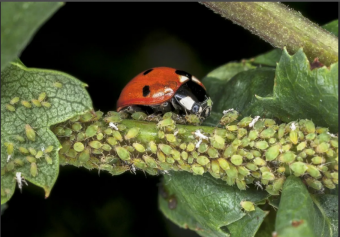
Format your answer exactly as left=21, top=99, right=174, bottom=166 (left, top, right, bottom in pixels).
left=117, top=67, right=212, bottom=120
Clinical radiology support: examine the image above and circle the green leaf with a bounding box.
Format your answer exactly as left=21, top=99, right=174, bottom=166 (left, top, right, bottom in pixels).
left=202, top=65, right=275, bottom=126
left=159, top=171, right=269, bottom=237
left=1, top=61, right=92, bottom=204
left=275, top=176, right=316, bottom=237
left=322, top=20, right=338, bottom=37
left=252, top=49, right=282, bottom=67
left=1, top=2, right=63, bottom=71
left=256, top=47, right=338, bottom=132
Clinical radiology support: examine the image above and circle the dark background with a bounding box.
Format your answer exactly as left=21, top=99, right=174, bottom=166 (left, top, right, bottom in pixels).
left=2, top=3, right=338, bottom=237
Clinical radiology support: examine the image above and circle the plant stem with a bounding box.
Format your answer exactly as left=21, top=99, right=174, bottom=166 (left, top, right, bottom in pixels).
left=200, top=2, right=338, bottom=66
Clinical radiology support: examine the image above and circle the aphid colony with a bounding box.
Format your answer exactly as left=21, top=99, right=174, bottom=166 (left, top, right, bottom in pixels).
left=5, top=91, right=51, bottom=112
left=54, top=109, right=338, bottom=194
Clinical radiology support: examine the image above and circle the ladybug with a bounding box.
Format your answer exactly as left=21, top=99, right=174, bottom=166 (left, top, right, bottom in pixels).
left=117, top=67, right=212, bottom=119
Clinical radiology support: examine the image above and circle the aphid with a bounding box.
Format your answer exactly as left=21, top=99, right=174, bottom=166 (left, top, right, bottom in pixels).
left=10, top=97, right=20, bottom=105
left=21, top=100, right=32, bottom=108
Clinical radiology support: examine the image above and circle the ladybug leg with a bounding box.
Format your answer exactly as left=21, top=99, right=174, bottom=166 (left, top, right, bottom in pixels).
left=122, top=105, right=144, bottom=114
left=150, top=101, right=172, bottom=113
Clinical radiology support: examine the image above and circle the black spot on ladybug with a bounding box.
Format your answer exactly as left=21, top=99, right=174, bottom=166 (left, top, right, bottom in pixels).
left=175, top=70, right=192, bottom=80
left=143, top=69, right=153, bottom=75
left=143, top=86, right=150, bottom=97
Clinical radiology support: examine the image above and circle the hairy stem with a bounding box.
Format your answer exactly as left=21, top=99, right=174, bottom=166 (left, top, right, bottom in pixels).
left=200, top=2, right=338, bottom=66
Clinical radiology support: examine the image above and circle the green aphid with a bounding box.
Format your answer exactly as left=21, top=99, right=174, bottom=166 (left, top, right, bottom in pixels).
left=185, top=114, right=200, bottom=125
left=311, top=156, right=325, bottom=165
left=179, top=163, right=191, bottom=172
left=196, top=156, right=210, bottom=166
left=64, top=128, right=73, bottom=137
left=260, top=128, right=276, bottom=139
left=207, top=147, right=219, bottom=158
left=225, top=132, right=236, bottom=141
left=265, top=185, right=280, bottom=195
left=66, top=149, right=77, bottom=158
left=251, top=150, right=261, bottom=158
left=187, top=156, right=194, bottom=164
left=132, top=112, right=147, bottom=120
left=159, top=162, right=172, bottom=170
left=147, top=141, right=157, bottom=154
left=31, top=99, right=42, bottom=107
left=158, top=130, right=165, bottom=139
left=290, top=162, right=308, bottom=176
left=72, top=122, right=83, bottom=132
left=30, top=162, right=38, bottom=177
left=21, top=100, right=32, bottom=108
left=25, top=124, right=36, bottom=141
left=306, top=133, right=316, bottom=141
left=106, top=137, right=117, bottom=146
left=28, top=147, right=37, bottom=156
left=41, top=101, right=51, bottom=108
left=6, top=162, right=15, bottom=171
left=245, top=163, right=258, bottom=171
left=237, top=128, right=247, bottom=139
left=323, top=171, right=332, bottom=179
left=303, top=120, right=315, bottom=133
left=330, top=139, right=338, bottom=148
left=253, top=158, right=266, bottom=166
left=225, top=163, right=238, bottom=179
left=85, top=125, right=98, bottom=138
left=162, top=112, right=173, bottom=119
left=305, top=177, right=322, bottom=190
left=255, top=141, right=269, bottom=150
left=104, top=114, right=122, bottom=124
left=264, top=118, right=276, bottom=127
left=185, top=142, right=194, bottom=152
left=157, top=117, right=175, bottom=129
left=297, top=152, right=306, bottom=160
left=237, top=117, right=253, bottom=128
left=79, top=148, right=90, bottom=163
left=298, top=131, right=304, bottom=140
left=13, top=158, right=24, bottom=166
left=132, top=159, right=147, bottom=170
left=10, top=96, right=20, bottom=105
left=73, top=142, right=85, bottom=152
left=240, top=200, right=256, bottom=212
left=197, top=142, right=208, bottom=153
left=92, top=111, right=104, bottom=121
left=179, top=143, right=186, bottom=150
left=146, top=168, right=158, bottom=176
left=277, top=166, right=285, bottom=173
left=18, top=147, right=29, bottom=154
left=104, top=128, right=113, bottom=135
left=322, top=177, right=335, bottom=189
left=217, top=158, right=230, bottom=171
left=248, top=130, right=259, bottom=141
left=165, top=134, right=176, bottom=143
left=318, top=165, right=328, bottom=173
left=212, top=134, right=225, bottom=149
left=125, top=145, right=135, bottom=153
left=26, top=156, right=36, bottom=163
left=265, top=144, right=280, bottom=161
left=142, top=155, right=158, bottom=168
left=296, top=142, right=307, bottom=151
left=306, top=164, right=321, bottom=178
left=231, top=155, right=243, bottom=166
left=166, top=157, right=175, bottom=164
left=220, top=110, right=238, bottom=125
left=279, top=151, right=296, bottom=164
left=223, top=176, right=235, bottom=186
left=89, top=141, right=102, bottom=149
left=236, top=179, right=247, bottom=190
left=192, top=164, right=204, bottom=175
left=76, top=132, right=85, bottom=141
left=54, top=126, right=65, bottom=136
left=45, top=155, right=53, bottom=165
left=96, top=133, right=104, bottom=140
left=278, top=124, right=286, bottom=139
left=191, top=151, right=199, bottom=159
left=132, top=143, right=145, bottom=153
left=35, top=151, right=43, bottom=159
left=260, top=166, right=270, bottom=173
left=115, top=147, right=130, bottom=161
left=6, top=104, right=15, bottom=112
left=316, top=127, right=328, bottom=134
left=272, top=177, right=285, bottom=192
left=181, top=151, right=188, bottom=160
left=80, top=111, right=94, bottom=122
left=158, top=144, right=172, bottom=155
left=316, top=142, right=330, bottom=153
left=241, top=137, right=250, bottom=147
left=211, top=160, right=220, bottom=174
left=69, top=115, right=80, bottom=122
left=289, top=130, right=298, bottom=144
left=244, top=150, right=254, bottom=160
left=156, top=151, right=166, bottom=162
left=223, top=145, right=236, bottom=158
left=331, top=172, right=338, bottom=181
left=112, top=131, right=123, bottom=142
left=226, top=125, right=238, bottom=132
left=171, top=149, right=181, bottom=161
left=4, top=142, right=14, bottom=155
left=238, top=166, right=250, bottom=176
left=53, top=81, right=63, bottom=88
left=38, top=92, right=46, bottom=102
left=254, top=120, right=265, bottom=131
left=281, top=143, right=292, bottom=152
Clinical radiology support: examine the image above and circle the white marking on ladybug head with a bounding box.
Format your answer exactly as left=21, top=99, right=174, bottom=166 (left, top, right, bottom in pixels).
left=192, top=76, right=201, bottom=85
left=164, top=87, right=173, bottom=94
left=152, top=92, right=165, bottom=98
left=179, top=75, right=190, bottom=83
left=179, top=96, right=195, bottom=110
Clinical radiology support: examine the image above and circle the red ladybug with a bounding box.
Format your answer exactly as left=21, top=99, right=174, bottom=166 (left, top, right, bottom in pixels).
left=117, top=67, right=212, bottom=119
